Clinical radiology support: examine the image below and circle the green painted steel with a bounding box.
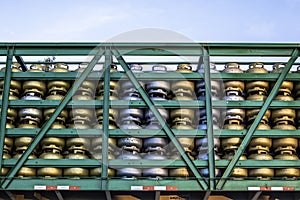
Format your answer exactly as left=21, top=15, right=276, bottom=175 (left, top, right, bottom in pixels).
left=112, top=48, right=209, bottom=190
left=101, top=49, right=113, bottom=190
left=1, top=48, right=105, bottom=189
left=203, top=47, right=216, bottom=190
left=216, top=48, right=300, bottom=190
left=2, top=159, right=300, bottom=169
left=2, top=72, right=300, bottom=81
left=2, top=99, right=300, bottom=109
left=0, top=47, right=14, bottom=175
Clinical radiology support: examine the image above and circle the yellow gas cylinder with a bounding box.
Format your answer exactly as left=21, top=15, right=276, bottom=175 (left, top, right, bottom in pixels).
left=1, top=153, right=11, bottom=176
left=69, top=108, right=95, bottom=123
left=66, top=137, right=91, bottom=152
left=246, top=109, right=271, bottom=124
left=248, top=123, right=272, bottom=153
left=272, top=63, right=293, bottom=97
left=47, top=63, right=70, bottom=99
left=96, top=64, right=120, bottom=100
left=74, top=67, right=97, bottom=97
left=248, top=153, right=274, bottom=179
left=171, top=64, right=195, bottom=99
left=37, top=149, right=63, bottom=177
left=271, top=109, right=295, bottom=124
left=4, top=137, right=13, bottom=153
left=96, top=109, right=119, bottom=124
left=22, top=64, right=46, bottom=97
left=222, top=154, right=248, bottom=179
left=170, top=123, right=194, bottom=153
left=41, top=137, right=65, bottom=152
left=275, top=152, right=300, bottom=179
left=13, top=153, right=37, bottom=177
left=44, top=108, right=68, bottom=125
left=169, top=152, right=194, bottom=178
left=0, top=62, right=22, bottom=98
left=223, top=62, right=245, bottom=95
left=64, top=152, right=89, bottom=177
left=90, top=153, right=116, bottom=177
left=273, top=137, right=298, bottom=154
left=170, top=109, right=195, bottom=124
left=246, top=62, right=269, bottom=99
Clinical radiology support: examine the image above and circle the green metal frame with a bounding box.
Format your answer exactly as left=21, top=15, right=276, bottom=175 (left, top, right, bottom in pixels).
left=0, top=43, right=299, bottom=192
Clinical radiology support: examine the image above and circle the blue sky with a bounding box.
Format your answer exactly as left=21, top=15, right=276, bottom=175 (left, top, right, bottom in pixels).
left=1, top=0, right=300, bottom=42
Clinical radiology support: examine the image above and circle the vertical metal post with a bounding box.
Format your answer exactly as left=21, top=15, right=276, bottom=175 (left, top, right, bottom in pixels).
left=1, top=48, right=104, bottom=189
left=112, top=48, right=208, bottom=190
left=0, top=47, right=14, bottom=178
left=203, top=47, right=216, bottom=190
left=101, top=49, right=112, bottom=190
left=216, top=48, right=299, bottom=190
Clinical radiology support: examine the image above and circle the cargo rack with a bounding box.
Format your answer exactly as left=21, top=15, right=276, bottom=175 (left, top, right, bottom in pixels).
left=0, top=43, right=299, bottom=200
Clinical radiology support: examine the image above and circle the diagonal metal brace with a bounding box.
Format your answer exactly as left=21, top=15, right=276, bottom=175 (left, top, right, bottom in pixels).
left=1, top=47, right=105, bottom=189
left=0, top=47, right=14, bottom=178
left=112, top=48, right=208, bottom=190
left=216, top=48, right=300, bottom=190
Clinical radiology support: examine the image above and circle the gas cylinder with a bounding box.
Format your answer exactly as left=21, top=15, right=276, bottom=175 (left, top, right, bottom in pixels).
left=248, top=153, right=274, bottom=179
left=169, top=153, right=193, bottom=178
left=96, top=109, right=119, bottom=124
left=117, top=137, right=143, bottom=152
left=223, top=63, right=245, bottom=95
left=44, top=108, right=68, bottom=124
left=66, top=138, right=91, bottom=152
left=272, top=63, right=293, bottom=97
left=64, top=152, right=89, bottom=177
left=47, top=63, right=70, bottom=99
left=4, top=137, right=13, bottom=153
left=247, top=109, right=271, bottom=124
left=146, top=65, right=170, bottom=100
left=1, top=153, right=11, bottom=176
left=69, top=108, right=95, bottom=123
left=96, top=64, right=119, bottom=100
left=75, top=67, right=97, bottom=98
left=41, top=137, right=65, bottom=152
left=143, top=153, right=168, bottom=179
left=91, top=137, right=117, bottom=153
left=13, top=153, right=37, bottom=177
left=116, top=151, right=142, bottom=179
left=121, top=64, right=144, bottom=100
left=171, top=64, right=195, bottom=100
left=274, top=152, right=300, bottom=179
left=273, top=138, right=298, bottom=153
left=248, top=123, right=272, bottom=153
left=271, top=109, right=295, bottom=124
left=144, top=137, right=168, bottom=153
left=0, top=62, right=22, bottom=98
left=246, top=62, right=269, bottom=98
left=221, top=138, right=242, bottom=152
left=222, top=154, right=248, bottom=178
left=37, top=149, right=63, bottom=177
left=22, top=64, right=46, bottom=98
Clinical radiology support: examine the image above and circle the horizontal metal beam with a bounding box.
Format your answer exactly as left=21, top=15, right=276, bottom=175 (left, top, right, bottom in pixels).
left=2, top=72, right=300, bottom=81
left=3, top=128, right=300, bottom=138
left=3, top=178, right=300, bottom=191
left=3, top=100, right=300, bottom=109
left=2, top=159, right=300, bottom=168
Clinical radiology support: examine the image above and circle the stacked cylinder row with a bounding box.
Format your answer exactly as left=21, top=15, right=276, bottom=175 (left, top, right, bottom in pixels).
left=1, top=62, right=300, bottom=180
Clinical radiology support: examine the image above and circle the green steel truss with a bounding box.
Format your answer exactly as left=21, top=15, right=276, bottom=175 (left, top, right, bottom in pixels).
left=0, top=43, right=299, bottom=192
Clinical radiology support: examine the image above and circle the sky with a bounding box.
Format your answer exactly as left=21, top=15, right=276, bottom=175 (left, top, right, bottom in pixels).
left=1, top=0, right=300, bottom=42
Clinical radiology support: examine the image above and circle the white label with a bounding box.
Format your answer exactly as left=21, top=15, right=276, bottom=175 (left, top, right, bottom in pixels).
left=131, top=186, right=143, bottom=190
left=57, top=186, right=70, bottom=190
left=154, top=186, right=166, bottom=191
left=248, top=187, right=260, bottom=191
left=271, top=187, right=283, bottom=191
left=34, top=185, right=47, bottom=190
